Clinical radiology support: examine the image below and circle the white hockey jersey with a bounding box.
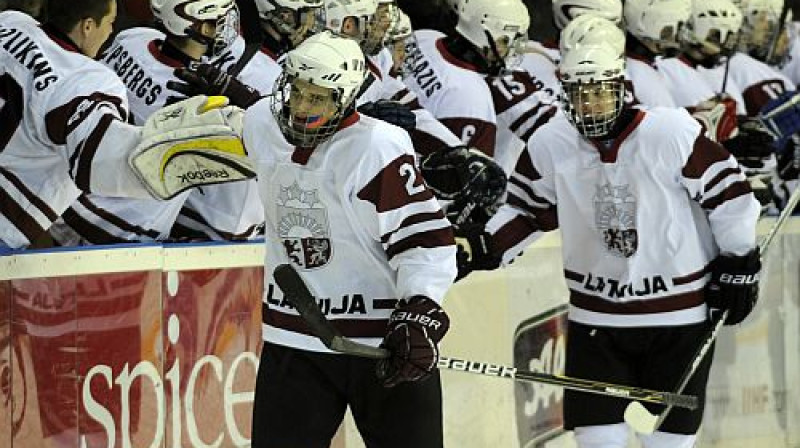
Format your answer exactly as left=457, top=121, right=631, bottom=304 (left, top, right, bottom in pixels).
left=402, top=30, right=498, bottom=155
left=625, top=56, right=676, bottom=108
left=0, top=12, right=149, bottom=249
left=359, top=48, right=463, bottom=155
left=50, top=27, right=196, bottom=244
left=654, top=56, right=719, bottom=107
left=488, top=107, right=760, bottom=327
left=487, top=56, right=560, bottom=175
left=243, top=99, right=457, bottom=353
left=727, top=52, right=794, bottom=116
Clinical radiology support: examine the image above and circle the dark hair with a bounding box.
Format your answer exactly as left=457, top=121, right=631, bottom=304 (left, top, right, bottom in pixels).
left=46, top=0, right=113, bottom=33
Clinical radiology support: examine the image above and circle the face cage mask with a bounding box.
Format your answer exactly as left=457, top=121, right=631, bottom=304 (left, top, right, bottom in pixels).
left=185, top=7, right=240, bottom=58
left=270, top=73, right=347, bottom=147
left=363, top=4, right=398, bottom=55
left=747, top=19, right=790, bottom=65
left=561, top=79, right=626, bottom=138
left=266, top=7, right=325, bottom=48
left=484, top=31, right=527, bottom=76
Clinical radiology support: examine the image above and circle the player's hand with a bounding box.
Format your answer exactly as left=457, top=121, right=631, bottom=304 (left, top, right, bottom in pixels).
left=692, top=95, right=738, bottom=142
left=705, top=247, right=761, bottom=325
left=454, top=224, right=501, bottom=281
left=357, top=100, right=416, bottom=130
left=723, top=119, right=776, bottom=168
left=421, top=146, right=507, bottom=229
left=376, top=296, right=449, bottom=387
left=167, top=63, right=262, bottom=109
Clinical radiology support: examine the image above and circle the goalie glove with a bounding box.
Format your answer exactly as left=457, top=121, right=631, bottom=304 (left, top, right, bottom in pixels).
left=129, top=95, right=255, bottom=200
left=357, top=100, right=417, bottom=131
left=420, top=146, right=507, bottom=229
left=167, top=63, right=262, bottom=109
left=705, top=248, right=761, bottom=326
left=376, top=296, right=450, bottom=387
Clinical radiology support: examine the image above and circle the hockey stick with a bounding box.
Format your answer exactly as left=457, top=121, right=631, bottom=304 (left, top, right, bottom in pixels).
left=625, top=184, right=800, bottom=434
left=273, top=263, right=699, bottom=410
left=229, top=0, right=265, bottom=77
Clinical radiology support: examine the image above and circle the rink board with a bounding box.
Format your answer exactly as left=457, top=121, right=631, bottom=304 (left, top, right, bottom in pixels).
left=1, top=219, right=799, bottom=447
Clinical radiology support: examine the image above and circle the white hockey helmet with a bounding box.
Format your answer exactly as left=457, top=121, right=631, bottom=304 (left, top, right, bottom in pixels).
left=454, top=0, right=530, bottom=72
left=733, top=0, right=789, bottom=62
left=683, top=0, right=743, bottom=55
left=324, top=0, right=385, bottom=53
left=559, top=14, right=625, bottom=55
left=271, top=30, right=367, bottom=146
left=552, top=0, right=623, bottom=30
left=385, top=9, right=412, bottom=43
left=150, top=0, right=238, bottom=57
left=558, top=44, right=626, bottom=138
left=624, top=0, right=692, bottom=55
left=254, top=0, right=325, bottom=48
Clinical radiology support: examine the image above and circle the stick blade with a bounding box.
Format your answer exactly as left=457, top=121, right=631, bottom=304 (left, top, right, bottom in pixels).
left=624, top=401, right=659, bottom=435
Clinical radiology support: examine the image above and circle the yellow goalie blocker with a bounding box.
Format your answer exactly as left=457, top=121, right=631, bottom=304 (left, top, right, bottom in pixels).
left=129, top=95, right=256, bottom=200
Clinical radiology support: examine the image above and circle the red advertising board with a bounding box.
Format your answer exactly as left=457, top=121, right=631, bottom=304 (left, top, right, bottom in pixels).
left=1, top=259, right=263, bottom=448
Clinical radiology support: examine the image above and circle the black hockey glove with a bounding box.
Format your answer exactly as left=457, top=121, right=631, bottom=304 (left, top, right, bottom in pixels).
left=166, top=63, right=262, bottom=109
left=723, top=119, right=776, bottom=169
left=377, top=296, right=450, bottom=387
left=357, top=100, right=416, bottom=130
left=420, top=146, right=507, bottom=229
left=705, top=248, right=761, bottom=326
left=777, top=136, right=800, bottom=181
left=454, top=223, right=502, bottom=281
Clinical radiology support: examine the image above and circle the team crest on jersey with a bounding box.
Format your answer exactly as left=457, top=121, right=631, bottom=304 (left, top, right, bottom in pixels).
left=594, top=183, right=638, bottom=258
left=277, top=181, right=331, bottom=269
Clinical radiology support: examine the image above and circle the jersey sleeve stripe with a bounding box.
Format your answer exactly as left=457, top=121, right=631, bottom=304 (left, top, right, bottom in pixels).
left=384, top=225, right=454, bottom=260
left=0, top=176, right=48, bottom=244
left=519, top=108, right=557, bottom=142
left=61, top=207, right=130, bottom=245
left=508, top=177, right=552, bottom=207
left=704, top=166, right=743, bottom=193
left=699, top=180, right=752, bottom=210
left=0, top=166, right=58, bottom=221
left=174, top=206, right=263, bottom=241
left=75, top=195, right=162, bottom=239
left=380, top=210, right=446, bottom=244
left=491, top=214, right=539, bottom=256
left=682, top=135, right=731, bottom=179
left=45, top=92, right=126, bottom=145
left=73, top=114, right=114, bottom=192
left=511, top=150, right=541, bottom=182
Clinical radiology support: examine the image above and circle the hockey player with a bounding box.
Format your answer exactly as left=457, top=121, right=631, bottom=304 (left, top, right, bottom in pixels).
left=459, top=43, right=761, bottom=447
left=44, top=0, right=263, bottom=244
left=0, top=0, right=251, bottom=250
left=243, top=30, right=456, bottom=447
left=402, top=0, right=530, bottom=156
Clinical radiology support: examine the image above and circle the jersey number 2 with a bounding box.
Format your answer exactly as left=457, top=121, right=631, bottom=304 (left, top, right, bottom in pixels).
left=399, top=162, right=425, bottom=196
left=0, top=74, right=24, bottom=153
